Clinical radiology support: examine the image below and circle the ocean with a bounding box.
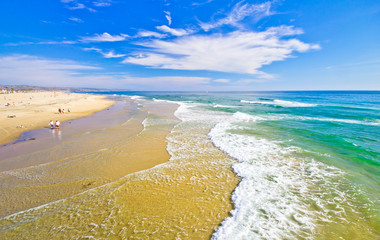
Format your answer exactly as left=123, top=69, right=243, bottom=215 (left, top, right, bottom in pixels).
left=99, top=91, right=380, bottom=239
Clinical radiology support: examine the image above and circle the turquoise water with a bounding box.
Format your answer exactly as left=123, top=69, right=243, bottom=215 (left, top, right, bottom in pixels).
left=96, top=91, right=380, bottom=239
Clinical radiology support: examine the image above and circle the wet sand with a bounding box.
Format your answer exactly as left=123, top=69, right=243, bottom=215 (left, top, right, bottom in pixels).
left=0, top=91, right=114, bottom=145
left=0, top=97, right=239, bottom=239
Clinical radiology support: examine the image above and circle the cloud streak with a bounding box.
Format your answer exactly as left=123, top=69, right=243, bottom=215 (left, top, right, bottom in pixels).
left=136, top=30, right=167, bottom=38
left=69, top=17, right=83, bottom=23
left=80, top=32, right=129, bottom=42
left=123, top=26, right=320, bottom=76
left=200, top=1, right=272, bottom=31
left=83, top=48, right=126, bottom=58
left=0, top=55, right=100, bottom=87
left=164, top=11, right=172, bottom=25
left=93, top=0, right=112, bottom=7
left=61, top=0, right=113, bottom=11
left=0, top=55, right=212, bottom=90
left=156, top=25, right=191, bottom=36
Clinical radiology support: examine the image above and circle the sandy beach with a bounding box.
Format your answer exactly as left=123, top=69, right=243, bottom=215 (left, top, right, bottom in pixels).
left=0, top=91, right=115, bottom=145
left=0, top=93, right=240, bottom=239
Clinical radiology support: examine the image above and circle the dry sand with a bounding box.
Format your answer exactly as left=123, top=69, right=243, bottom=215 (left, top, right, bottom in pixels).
left=0, top=95, right=239, bottom=239
left=0, top=91, right=114, bottom=145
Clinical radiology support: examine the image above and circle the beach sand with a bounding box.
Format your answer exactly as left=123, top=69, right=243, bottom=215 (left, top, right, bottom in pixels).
left=0, top=95, right=239, bottom=239
left=0, top=91, right=114, bottom=145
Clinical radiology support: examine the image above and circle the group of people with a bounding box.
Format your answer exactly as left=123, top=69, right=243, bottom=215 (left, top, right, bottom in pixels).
left=50, top=120, right=60, bottom=129
left=58, top=108, right=70, bottom=114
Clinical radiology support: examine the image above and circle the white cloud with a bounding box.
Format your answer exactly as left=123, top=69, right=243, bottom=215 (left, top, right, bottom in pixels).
left=68, top=3, right=86, bottom=9
left=0, top=55, right=211, bottom=90
left=123, top=26, right=320, bottom=76
left=213, top=79, right=230, bottom=83
left=40, top=40, right=77, bottom=45
left=200, top=1, right=272, bottom=31
left=0, top=55, right=101, bottom=87
left=61, top=1, right=96, bottom=12
left=83, top=47, right=102, bottom=52
left=93, top=0, right=112, bottom=7
left=69, top=17, right=83, bottom=23
left=5, top=40, right=76, bottom=46
left=156, top=25, right=191, bottom=36
left=192, top=0, right=214, bottom=6
left=84, top=48, right=126, bottom=58
left=164, top=11, right=172, bottom=25
left=136, top=30, right=167, bottom=38
left=80, top=32, right=129, bottom=42
left=102, top=50, right=125, bottom=58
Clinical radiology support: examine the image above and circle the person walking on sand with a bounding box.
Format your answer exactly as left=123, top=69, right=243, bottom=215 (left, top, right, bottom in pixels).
left=55, top=120, right=60, bottom=128
left=50, top=120, right=54, bottom=129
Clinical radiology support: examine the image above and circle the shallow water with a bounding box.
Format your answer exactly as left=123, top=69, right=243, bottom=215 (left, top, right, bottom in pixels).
left=133, top=91, right=380, bottom=239
left=1, top=91, right=379, bottom=239
left=0, top=96, right=238, bottom=239
left=0, top=97, right=179, bottom=218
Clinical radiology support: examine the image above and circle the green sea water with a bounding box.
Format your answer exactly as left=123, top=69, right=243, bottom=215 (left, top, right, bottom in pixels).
left=107, top=91, right=380, bottom=239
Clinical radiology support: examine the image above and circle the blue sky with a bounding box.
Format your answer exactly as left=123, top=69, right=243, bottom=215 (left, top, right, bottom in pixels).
left=0, top=0, right=379, bottom=90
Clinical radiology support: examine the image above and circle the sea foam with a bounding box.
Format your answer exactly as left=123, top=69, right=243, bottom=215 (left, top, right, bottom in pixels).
left=241, top=99, right=317, bottom=107
left=209, top=111, right=359, bottom=239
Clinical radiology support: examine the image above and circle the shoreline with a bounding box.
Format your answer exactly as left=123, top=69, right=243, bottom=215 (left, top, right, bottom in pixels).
left=0, top=91, right=115, bottom=145
left=0, top=96, right=240, bottom=239
left=0, top=97, right=180, bottom=217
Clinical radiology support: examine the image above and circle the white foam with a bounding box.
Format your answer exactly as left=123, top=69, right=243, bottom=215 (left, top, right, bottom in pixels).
left=241, top=99, right=317, bottom=107
left=208, top=110, right=359, bottom=239
left=296, top=116, right=380, bottom=126
left=273, top=99, right=317, bottom=107
left=232, top=111, right=380, bottom=126
left=166, top=101, right=356, bottom=239
left=213, top=104, right=237, bottom=108
left=130, top=95, right=144, bottom=100
left=142, top=117, right=149, bottom=129
left=232, top=112, right=267, bottom=122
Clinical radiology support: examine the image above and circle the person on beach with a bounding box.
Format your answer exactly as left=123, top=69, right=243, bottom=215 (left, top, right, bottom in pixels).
left=55, top=120, right=60, bottom=128
left=62, top=109, right=65, bottom=114
left=50, top=120, right=54, bottom=129
left=58, top=108, right=62, bottom=114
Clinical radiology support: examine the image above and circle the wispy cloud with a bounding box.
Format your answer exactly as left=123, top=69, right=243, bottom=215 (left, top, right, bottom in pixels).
left=156, top=25, right=192, bottom=37
left=213, top=78, right=230, bottom=83
left=200, top=1, right=272, bottom=31
left=83, top=47, right=126, bottom=58
left=68, top=3, right=85, bottom=9
left=5, top=32, right=128, bottom=46
left=136, top=30, right=167, bottom=38
left=124, top=26, right=320, bottom=76
left=164, top=11, right=172, bottom=25
left=80, top=32, right=129, bottom=42
left=68, top=17, right=83, bottom=23
left=93, top=0, right=112, bottom=7
left=5, top=40, right=76, bottom=46
left=0, top=55, right=211, bottom=90
left=0, top=55, right=100, bottom=87
left=326, top=60, right=380, bottom=70
left=61, top=0, right=96, bottom=12
left=192, top=0, right=214, bottom=6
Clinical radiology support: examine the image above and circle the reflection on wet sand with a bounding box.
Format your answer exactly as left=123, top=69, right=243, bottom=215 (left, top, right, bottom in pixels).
left=50, top=128, right=62, bottom=141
